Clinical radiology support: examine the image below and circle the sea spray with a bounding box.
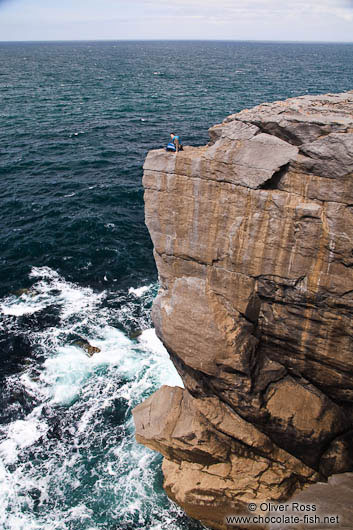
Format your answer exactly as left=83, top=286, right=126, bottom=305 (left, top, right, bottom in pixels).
left=0, top=267, right=203, bottom=530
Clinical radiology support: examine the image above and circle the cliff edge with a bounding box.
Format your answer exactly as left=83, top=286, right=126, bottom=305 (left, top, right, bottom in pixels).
left=133, top=91, right=353, bottom=529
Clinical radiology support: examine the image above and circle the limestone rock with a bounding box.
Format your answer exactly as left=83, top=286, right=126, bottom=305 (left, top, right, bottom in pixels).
left=134, top=91, right=353, bottom=529
left=270, top=473, right=353, bottom=529
left=134, top=385, right=319, bottom=530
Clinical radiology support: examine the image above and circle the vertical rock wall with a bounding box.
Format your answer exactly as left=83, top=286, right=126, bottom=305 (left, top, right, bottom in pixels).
left=133, top=91, right=353, bottom=529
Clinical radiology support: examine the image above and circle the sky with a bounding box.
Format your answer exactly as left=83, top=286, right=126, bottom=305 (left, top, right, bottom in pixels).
left=0, top=0, right=352, bottom=42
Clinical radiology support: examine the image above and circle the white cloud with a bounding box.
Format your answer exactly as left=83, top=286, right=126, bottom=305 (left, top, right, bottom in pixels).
left=0, top=0, right=352, bottom=41
left=168, top=0, right=353, bottom=21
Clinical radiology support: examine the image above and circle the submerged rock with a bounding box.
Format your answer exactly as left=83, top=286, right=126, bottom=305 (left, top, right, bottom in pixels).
left=14, top=288, right=31, bottom=296
left=129, top=328, right=143, bottom=340
left=72, top=338, right=101, bottom=357
left=133, top=91, right=353, bottom=529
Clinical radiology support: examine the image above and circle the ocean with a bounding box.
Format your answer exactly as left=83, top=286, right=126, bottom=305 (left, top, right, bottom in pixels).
left=0, top=40, right=352, bottom=530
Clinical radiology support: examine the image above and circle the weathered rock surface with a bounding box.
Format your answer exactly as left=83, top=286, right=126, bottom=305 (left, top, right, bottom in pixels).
left=133, top=91, right=353, bottom=529
left=270, top=473, right=353, bottom=529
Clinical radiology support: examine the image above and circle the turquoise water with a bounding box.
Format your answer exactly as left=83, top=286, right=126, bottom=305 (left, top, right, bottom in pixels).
left=0, top=41, right=353, bottom=529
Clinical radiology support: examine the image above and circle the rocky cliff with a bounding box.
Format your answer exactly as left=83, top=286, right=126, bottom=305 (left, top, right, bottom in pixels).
left=133, top=91, right=353, bottom=529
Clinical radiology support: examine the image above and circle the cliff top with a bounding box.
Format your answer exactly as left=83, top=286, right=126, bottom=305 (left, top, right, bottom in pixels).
left=217, top=90, right=353, bottom=146
left=145, top=90, right=353, bottom=196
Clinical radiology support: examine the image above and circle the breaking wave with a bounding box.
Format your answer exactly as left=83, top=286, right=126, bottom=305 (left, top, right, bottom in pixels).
left=0, top=267, right=203, bottom=530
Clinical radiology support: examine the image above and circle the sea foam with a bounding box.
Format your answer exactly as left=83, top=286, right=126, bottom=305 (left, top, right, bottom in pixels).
left=0, top=267, right=188, bottom=530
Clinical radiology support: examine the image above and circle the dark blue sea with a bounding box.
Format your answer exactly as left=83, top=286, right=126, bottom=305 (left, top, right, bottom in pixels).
left=0, top=41, right=352, bottom=530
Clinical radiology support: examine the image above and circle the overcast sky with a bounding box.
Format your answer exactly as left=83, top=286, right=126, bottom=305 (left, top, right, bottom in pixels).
left=0, top=0, right=352, bottom=42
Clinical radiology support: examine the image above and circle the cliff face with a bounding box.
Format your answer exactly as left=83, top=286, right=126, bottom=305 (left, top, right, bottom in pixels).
left=133, top=91, right=353, bottom=529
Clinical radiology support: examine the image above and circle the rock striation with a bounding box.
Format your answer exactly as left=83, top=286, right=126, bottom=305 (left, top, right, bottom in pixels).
left=133, top=91, right=353, bottom=529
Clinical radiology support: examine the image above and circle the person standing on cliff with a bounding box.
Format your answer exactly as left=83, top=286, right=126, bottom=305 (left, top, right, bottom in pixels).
left=170, top=133, right=182, bottom=153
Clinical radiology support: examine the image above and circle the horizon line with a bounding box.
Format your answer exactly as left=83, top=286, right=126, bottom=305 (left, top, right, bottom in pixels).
left=0, top=38, right=353, bottom=44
